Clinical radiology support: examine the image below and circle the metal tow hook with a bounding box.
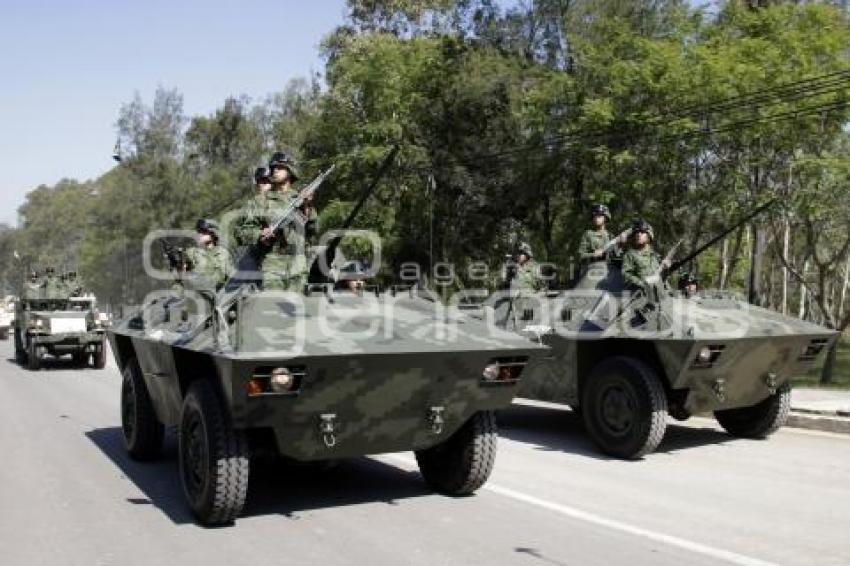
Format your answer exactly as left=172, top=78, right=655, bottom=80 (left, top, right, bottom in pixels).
left=428, top=407, right=445, bottom=435
left=319, top=414, right=338, bottom=448
left=712, top=378, right=727, bottom=403
left=764, top=373, right=778, bottom=395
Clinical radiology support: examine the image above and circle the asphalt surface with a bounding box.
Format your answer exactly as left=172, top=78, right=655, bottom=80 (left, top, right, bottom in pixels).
left=1, top=340, right=849, bottom=566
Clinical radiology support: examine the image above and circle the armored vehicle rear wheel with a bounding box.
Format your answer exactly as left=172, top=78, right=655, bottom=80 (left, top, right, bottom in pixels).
left=179, top=380, right=250, bottom=525
left=0, top=328, right=7, bottom=340
left=121, top=357, right=164, bottom=460
left=582, top=357, right=667, bottom=459
left=27, top=343, right=40, bottom=371
left=714, top=382, right=791, bottom=439
left=415, top=410, right=497, bottom=495
left=93, top=345, right=106, bottom=369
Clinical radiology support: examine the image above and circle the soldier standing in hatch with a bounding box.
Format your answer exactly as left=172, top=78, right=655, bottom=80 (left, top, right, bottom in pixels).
left=185, top=219, right=234, bottom=291
left=257, top=152, right=318, bottom=292
left=621, top=219, right=671, bottom=292
left=65, top=271, right=82, bottom=296
left=507, top=243, right=544, bottom=326
left=579, top=204, right=617, bottom=264
left=23, top=271, right=44, bottom=300
left=43, top=267, right=64, bottom=299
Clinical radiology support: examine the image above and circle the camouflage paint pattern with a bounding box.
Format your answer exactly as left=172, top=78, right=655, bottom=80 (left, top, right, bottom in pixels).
left=108, top=288, right=546, bottom=461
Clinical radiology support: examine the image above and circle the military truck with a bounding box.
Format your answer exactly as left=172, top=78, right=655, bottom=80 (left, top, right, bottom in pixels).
left=14, top=295, right=109, bottom=370
left=110, top=286, right=545, bottom=525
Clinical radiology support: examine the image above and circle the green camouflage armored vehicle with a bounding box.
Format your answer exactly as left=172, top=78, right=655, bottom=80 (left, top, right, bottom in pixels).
left=14, top=296, right=108, bottom=370
left=490, top=281, right=836, bottom=459
left=109, top=286, right=543, bottom=525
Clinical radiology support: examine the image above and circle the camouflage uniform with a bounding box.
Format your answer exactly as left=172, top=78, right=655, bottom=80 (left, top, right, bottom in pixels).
left=622, top=247, right=662, bottom=290
left=44, top=274, right=65, bottom=300
left=23, top=279, right=43, bottom=300
left=260, top=189, right=317, bottom=292
left=186, top=245, right=234, bottom=291
left=579, top=229, right=612, bottom=263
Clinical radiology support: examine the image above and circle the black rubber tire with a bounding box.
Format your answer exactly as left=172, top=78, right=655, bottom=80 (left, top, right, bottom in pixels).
left=415, top=410, right=498, bottom=495
left=71, top=350, right=87, bottom=368
left=14, top=331, right=27, bottom=365
left=93, top=345, right=107, bottom=369
left=0, top=328, right=7, bottom=340
left=179, top=380, right=250, bottom=525
left=714, top=382, right=791, bottom=439
left=27, top=343, right=41, bottom=371
left=582, top=356, right=668, bottom=459
left=121, top=357, right=165, bottom=460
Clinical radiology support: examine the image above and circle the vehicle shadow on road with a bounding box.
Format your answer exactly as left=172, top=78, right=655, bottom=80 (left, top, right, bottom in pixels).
left=86, top=427, right=433, bottom=525
left=497, top=403, right=733, bottom=460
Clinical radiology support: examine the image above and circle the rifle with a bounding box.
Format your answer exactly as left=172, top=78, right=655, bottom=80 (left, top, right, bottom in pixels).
left=600, top=228, right=632, bottom=255
left=263, top=164, right=337, bottom=239
left=161, top=241, right=192, bottom=273
left=667, top=198, right=777, bottom=274
left=308, top=145, right=399, bottom=283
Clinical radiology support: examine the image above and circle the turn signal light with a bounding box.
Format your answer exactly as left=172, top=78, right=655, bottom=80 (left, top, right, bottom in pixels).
left=246, top=379, right=265, bottom=396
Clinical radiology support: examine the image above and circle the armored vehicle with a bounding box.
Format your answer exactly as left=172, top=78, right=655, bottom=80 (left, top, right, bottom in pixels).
left=109, top=286, right=544, bottom=525
left=490, top=283, right=835, bottom=459
left=14, top=296, right=109, bottom=370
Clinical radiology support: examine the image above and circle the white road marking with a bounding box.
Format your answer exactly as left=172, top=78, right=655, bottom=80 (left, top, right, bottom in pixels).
left=381, top=454, right=778, bottom=566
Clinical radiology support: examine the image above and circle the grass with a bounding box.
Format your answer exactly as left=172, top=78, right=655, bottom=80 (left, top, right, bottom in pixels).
left=792, top=334, right=850, bottom=390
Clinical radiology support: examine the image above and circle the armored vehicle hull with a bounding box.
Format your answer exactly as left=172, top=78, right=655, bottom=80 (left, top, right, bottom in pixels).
left=14, top=298, right=108, bottom=370
left=489, top=288, right=837, bottom=459
left=109, top=288, right=545, bottom=524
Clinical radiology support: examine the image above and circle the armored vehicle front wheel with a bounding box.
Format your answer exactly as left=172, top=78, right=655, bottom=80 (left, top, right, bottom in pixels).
left=71, top=351, right=87, bottom=368
left=27, top=343, right=40, bottom=371
left=179, top=380, right=250, bottom=525
left=14, top=331, right=27, bottom=365
left=415, top=410, right=497, bottom=496
left=582, top=357, right=667, bottom=459
left=0, top=328, right=7, bottom=340
left=121, top=357, right=164, bottom=460
left=714, top=382, right=791, bottom=439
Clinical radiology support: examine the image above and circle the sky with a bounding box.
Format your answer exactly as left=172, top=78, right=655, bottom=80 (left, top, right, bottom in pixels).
left=0, top=0, right=348, bottom=226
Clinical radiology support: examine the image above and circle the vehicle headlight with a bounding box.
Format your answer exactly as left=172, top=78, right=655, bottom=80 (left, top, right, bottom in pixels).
left=697, top=347, right=713, bottom=364
left=269, top=367, right=295, bottom=393
left=482, top=363, right=499, bottom=382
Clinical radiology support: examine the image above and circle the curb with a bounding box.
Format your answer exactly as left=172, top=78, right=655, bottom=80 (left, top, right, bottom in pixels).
left=791, top=407, right=850, bottom=418
left=787, top=411, right=850, bottom=435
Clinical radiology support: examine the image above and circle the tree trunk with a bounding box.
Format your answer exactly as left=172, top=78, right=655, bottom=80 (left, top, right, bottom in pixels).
left=782, top=221, right=790, bottom=315
left=798, top=259, right=809, bottom=319
left=840, top=254, right=849, bottom=320
left=748, top=223, right=766, bottom=305
left=718, top=237, right=728, bottom=290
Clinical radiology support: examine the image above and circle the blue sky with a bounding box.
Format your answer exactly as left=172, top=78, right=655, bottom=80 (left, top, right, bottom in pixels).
left=0, top=0, right=347, bottom=225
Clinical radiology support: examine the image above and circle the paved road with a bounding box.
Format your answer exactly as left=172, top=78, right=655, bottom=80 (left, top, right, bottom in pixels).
left=1, top=340, right=849, bottom=566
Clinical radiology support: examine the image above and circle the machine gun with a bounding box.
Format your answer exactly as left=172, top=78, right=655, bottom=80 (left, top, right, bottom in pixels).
left=308, top=145, right=399, bottom=283
left=667, top=198, right=777, bottom=274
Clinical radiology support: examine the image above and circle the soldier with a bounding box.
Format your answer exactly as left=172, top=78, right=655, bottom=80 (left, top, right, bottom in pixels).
left=333, top=259, right=369, bottom=292
left=185, top=219, right=234, bottom=291
left=506, top=243, right=544, bottom=326
left=23, top=271, right=43, bottom=300
left=621, top=219, right=671, bottom=291
left=43, top=267, right=65, bottom=300
left=678, top=272, right=699, bottom=298
left=67, top=272, right=83, bottom=296
left=258, top=151, right=317, bottom=292
left=579, top=204, right=615, bottom=263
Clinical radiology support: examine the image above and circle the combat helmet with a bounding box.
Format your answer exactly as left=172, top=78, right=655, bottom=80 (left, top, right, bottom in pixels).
left=254, top=167, right=270, bottom=185
left=591, top=203, right=611, bottom=220
left=678, top=272, right=699, bottom=291
left=196, top=218, right=221, bottom=240
left=515, top=242, right=534, bottom=259
left=631, top=219, right=654, bottom=241
left=268, top=151, right=299, bottom=182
